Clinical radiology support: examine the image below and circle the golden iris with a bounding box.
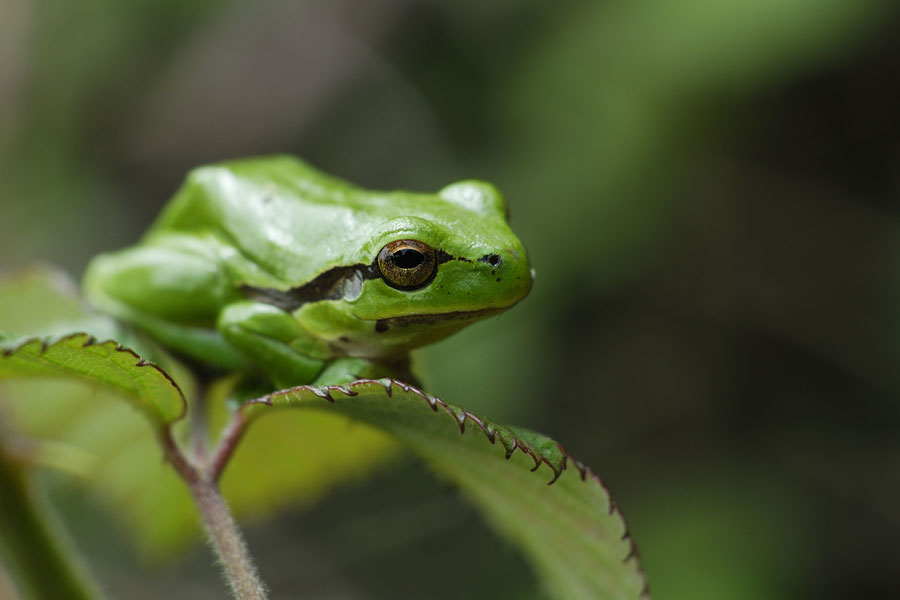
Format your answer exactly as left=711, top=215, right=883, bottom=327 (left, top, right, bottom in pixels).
left=377, top=239, right=437, bottom=290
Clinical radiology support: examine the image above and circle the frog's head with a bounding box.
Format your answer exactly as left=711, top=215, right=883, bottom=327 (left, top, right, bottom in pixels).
left=288, top=180, right=532, bottom=358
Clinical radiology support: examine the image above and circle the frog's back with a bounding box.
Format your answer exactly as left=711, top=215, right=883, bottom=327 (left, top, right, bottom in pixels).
left=148, top=156, right=395, bottom=288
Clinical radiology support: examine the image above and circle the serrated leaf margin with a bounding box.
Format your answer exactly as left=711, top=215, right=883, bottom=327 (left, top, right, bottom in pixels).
left=241, top=377, right=649, bottom=598
left=0, top=332, right=186, bottom=425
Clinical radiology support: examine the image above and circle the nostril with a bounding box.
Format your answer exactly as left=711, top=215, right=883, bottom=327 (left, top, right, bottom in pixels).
left=479, top=254, right=502, bottom=267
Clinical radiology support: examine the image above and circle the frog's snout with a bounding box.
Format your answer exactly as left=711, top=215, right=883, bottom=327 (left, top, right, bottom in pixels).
left=479, top=245, right=532, bottom=303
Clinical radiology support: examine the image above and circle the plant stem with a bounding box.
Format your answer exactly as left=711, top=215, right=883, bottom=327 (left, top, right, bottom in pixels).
left=208, top=409, right=249, bottom=483
left=161, top=427, right=268, bottom=600
left=188, top=476, right=268, bottom=600
left=0, top=435, right=103, bottom=600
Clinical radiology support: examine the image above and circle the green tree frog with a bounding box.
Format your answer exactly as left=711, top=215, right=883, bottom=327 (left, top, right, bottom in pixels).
left=82, top=156, right=531, bottom=388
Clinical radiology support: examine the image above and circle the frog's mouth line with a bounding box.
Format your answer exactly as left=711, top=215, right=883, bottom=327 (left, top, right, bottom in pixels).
left=370, top=305, right=509, bottom=333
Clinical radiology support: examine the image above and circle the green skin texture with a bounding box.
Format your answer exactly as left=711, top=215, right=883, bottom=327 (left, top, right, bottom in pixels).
left=82, top=156, right=532, bottom=389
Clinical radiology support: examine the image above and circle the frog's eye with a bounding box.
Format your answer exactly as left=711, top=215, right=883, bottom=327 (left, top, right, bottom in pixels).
left=377, top=239, right=437, bottom=290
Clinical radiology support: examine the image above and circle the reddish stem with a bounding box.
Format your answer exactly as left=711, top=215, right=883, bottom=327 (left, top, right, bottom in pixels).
left=208, top=410, right=251, bottom=484
left=159, top=426, right=200, bottom=484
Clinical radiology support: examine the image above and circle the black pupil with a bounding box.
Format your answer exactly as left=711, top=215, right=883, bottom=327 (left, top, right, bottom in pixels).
left=393, top=248, right=424, bottom=269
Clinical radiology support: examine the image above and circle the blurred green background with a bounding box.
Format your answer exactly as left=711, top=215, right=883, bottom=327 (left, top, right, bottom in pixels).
left=2, top=0, right=900, bottom=598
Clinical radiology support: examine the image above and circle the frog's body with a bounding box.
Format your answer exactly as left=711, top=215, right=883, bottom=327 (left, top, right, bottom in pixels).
left=83, top=156, right=531, bottom=388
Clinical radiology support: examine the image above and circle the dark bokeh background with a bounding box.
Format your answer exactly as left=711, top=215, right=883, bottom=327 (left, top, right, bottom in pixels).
left=2, top=1, right=900, bottom=598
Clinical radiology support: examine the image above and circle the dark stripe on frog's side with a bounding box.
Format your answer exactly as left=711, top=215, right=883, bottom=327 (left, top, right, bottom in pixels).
left=240, top=264, right=377, bottom=312
left=240, top=250, right=472, bottom=313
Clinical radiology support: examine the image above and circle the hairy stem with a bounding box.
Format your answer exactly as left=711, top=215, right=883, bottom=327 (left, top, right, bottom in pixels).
left=161, top=427, right=268, bottom=600
left=0, top=434, right=103, bottom=600
left=188, top=477, right=268, bottom=600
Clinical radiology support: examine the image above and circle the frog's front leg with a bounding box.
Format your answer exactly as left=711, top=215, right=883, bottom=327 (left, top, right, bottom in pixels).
left=217, top=301, right=327, bottom=388
left=219, top=302, right=421, bottom=389
left=309, top=356, right=393, bottom=386
left=310, top=356, right=421, bottom=389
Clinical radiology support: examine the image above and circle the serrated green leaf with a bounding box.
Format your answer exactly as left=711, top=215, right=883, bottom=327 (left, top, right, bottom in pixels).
left=239, top=380, right=648, bottom=600
left=0, top=333, right=185, bottom=426
left=0, top=269, right=399, bottom=556
left=1, top=378, right=400, bottom=558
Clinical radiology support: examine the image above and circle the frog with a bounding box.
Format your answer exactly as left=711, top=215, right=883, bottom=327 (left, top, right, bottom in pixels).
left=82, top=155, right=532, bottom=389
